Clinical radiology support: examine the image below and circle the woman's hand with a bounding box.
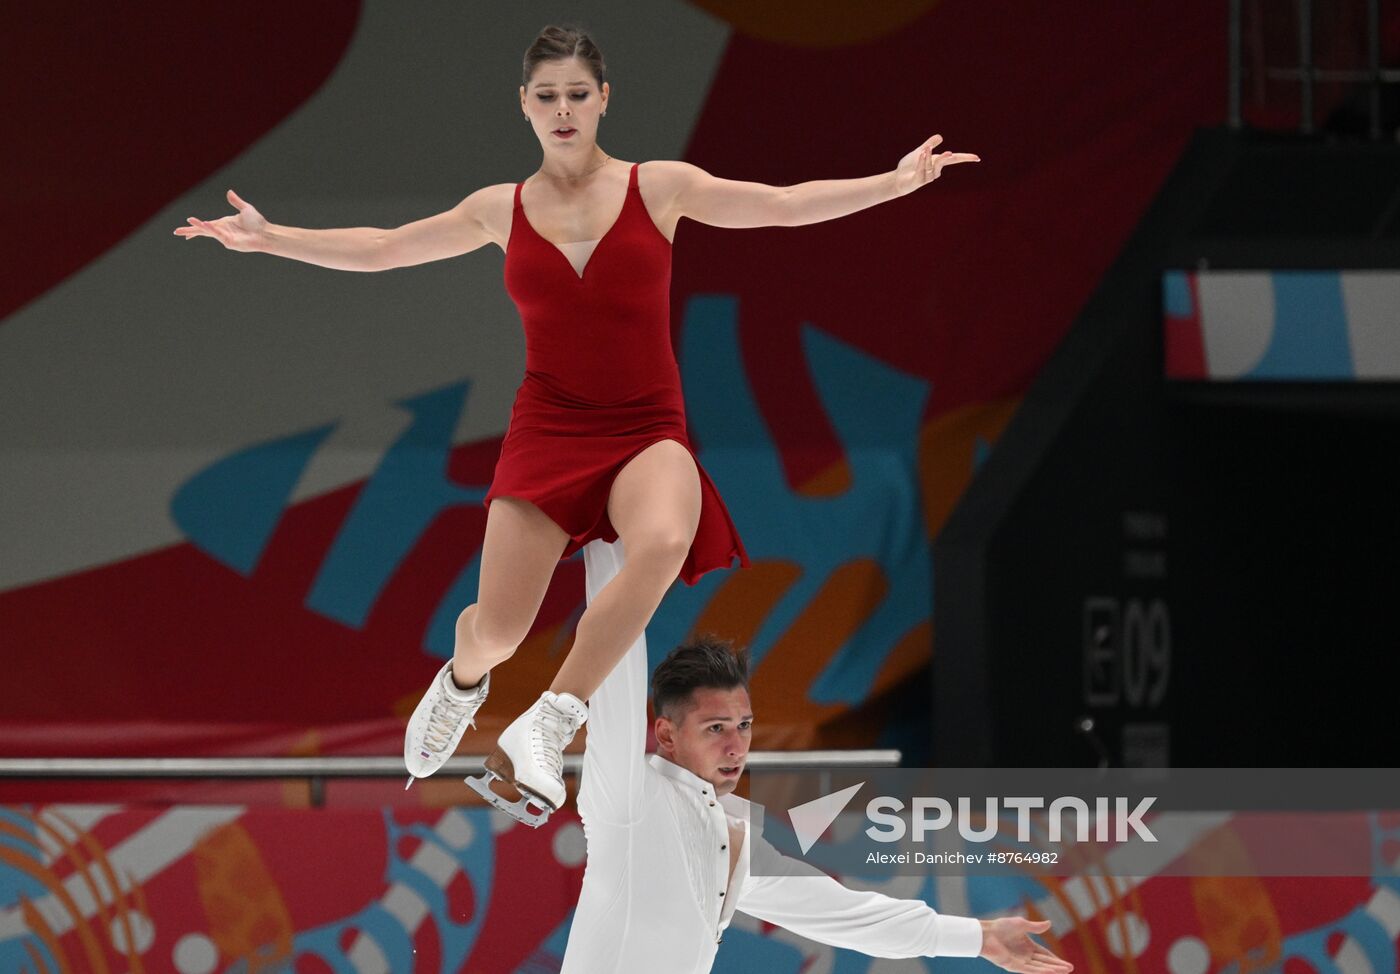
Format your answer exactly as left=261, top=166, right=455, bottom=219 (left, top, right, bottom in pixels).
left=893, top=134, right=979, bottom=196
left=979, top=918, right=1074, bottom=973
left=173, top=189, right=268, bottom=252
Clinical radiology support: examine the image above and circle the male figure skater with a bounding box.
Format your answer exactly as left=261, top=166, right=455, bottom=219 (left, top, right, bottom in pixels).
left=558, top=541, right=1073, bottom=973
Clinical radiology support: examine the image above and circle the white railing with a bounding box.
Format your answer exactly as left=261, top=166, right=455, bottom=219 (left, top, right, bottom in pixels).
left=0, top=752, right=899, bottom=778
left=0, top=752, right=900, bottom=806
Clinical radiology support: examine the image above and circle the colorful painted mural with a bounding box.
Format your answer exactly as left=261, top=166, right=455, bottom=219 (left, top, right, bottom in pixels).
left=4, top=1, right=1395, bottom=970
left=2, top=803, right=1396, bottom=973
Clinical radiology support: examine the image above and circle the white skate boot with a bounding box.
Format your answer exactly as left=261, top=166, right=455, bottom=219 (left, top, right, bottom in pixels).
left=403, top=661, right=490, bottom=789
left=464, top=690, right=587, bottom=827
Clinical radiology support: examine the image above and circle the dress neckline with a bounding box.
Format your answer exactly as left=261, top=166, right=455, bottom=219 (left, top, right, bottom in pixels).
left=514, top=162, right=638, bottom=282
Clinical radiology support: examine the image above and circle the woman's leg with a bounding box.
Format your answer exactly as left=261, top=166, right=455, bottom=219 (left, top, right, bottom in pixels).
left=549, top=440, right=701, bottom=700
left=406, top=496, right=568, bottom=786
left=453, top=496, right=570, bottom=689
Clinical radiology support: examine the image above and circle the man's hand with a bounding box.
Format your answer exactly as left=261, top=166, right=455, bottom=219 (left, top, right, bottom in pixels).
left=979, top=918, right=1073, bottom=973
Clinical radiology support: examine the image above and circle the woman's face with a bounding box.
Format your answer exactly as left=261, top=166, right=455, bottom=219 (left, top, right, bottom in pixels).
left=520, top=57, right=609, bottom=151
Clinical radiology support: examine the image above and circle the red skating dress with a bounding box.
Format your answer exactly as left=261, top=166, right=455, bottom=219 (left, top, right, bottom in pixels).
left=486, top=161, right=749, bottom=585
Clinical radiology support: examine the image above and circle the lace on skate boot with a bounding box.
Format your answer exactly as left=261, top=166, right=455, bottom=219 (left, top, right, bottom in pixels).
left=404, top=664, right=490, bottom=789
left=464, top=691, right=586, bottom=828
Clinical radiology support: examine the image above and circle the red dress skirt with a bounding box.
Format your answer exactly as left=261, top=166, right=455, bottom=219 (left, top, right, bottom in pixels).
left=487, top=162, right=748, bottom=585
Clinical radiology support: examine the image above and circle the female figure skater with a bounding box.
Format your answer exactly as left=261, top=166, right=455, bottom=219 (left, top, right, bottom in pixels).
left=175, top=25, right=978, bottom=826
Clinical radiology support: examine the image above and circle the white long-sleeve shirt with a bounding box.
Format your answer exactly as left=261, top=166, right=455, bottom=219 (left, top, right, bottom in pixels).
left=559, top=540, right=984, bottom=973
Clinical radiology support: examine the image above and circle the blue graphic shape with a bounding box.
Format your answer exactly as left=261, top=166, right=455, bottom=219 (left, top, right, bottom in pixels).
left=345, top=900, right=416, bottom=970
left=425, top=554, right=481, bottom=658
left=974, top=435, right=992, bottom=469
left=1162, top=270, right=1193, bottom=317
left=308, top=383, right=486, bottom=627
left=521, top=911, right=575, bottom=970
left=291, top=808, right=494, bottom=972
left=1279, top=898, right=1397, bottom=974
left=1248, top=272, right=1353, bottom=380
left=1373, top=812, right=1400, bottom=896
left=645, top=296, right=933, bottom=707
left=0, top=810, right=57, bottom=974
left=803, top=325, right=930, bottom=700
left=172, top=425, right=335, bottom=575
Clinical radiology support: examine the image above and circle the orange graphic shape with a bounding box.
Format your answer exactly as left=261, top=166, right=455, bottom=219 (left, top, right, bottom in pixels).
left=20, top=893, right=70, bottom=974
left=45, top=809, right=145, bottom=972
left=749, top=559, right=887, bottom=749
left=280, top=729, right=322, bottom=808
left=0, top=843, right=106, bottom=973
left=1189, top=838, right=1281, bottom=974
left=920, top=397, right=1019, bottom=540
left=192, top=821, right=295, bottom=971
left=798, top=457, right=852, bottom=497
left=690, top=560, right=803, bottom=649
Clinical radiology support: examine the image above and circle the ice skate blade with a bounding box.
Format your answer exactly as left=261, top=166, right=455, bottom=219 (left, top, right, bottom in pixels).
left=463, top=770, right=553, bottom=828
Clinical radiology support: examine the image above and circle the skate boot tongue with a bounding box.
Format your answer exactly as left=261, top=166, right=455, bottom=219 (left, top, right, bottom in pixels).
left=404, top=664, right=492, bottom=781
left=425, top=671, right=490, bottom=749
left=466, top=689, right=590, bottom=826
left=532, top=692, right=588, bottom=778
left=542, top=691, right=588, bottom=727
left=443, top=667, right=490, bottom=704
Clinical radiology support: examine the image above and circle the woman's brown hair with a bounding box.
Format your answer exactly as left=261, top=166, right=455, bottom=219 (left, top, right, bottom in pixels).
left=522, top=25, right=606, bottom=89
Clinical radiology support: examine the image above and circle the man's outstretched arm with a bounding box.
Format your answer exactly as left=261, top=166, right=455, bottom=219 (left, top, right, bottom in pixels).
left=576, top=540, right=649, bottom=825
left=739, top=836, right=1072, bottom=971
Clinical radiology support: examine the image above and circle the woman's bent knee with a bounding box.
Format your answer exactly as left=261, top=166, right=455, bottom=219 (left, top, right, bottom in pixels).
left=461, top=603, right=529, bottom=656
left=630, top=533, right=691, bottom=575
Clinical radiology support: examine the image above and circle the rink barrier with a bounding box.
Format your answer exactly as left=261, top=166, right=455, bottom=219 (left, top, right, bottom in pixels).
left=0, top=752, right=899, bottom=806
left=0, top=752, right=899, bottom=778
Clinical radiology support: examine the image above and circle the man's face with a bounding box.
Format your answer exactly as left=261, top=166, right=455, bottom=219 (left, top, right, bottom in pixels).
left=655, top=685, right=753, bottom=796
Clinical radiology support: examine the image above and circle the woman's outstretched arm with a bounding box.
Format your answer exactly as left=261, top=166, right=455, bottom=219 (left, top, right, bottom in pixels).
left=660, top=134, right=979, bottom=230
left=174, top=185, right=506, bottom=271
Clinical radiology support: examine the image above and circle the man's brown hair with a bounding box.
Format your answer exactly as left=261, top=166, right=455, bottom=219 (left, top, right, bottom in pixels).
left=651, top=634, right=749, bottom=722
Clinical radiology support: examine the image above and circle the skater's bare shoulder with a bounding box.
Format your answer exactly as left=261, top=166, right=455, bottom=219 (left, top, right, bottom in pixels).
left=639, top=159, right=789, bottom=230
left=381, top=182, right=516, bottom=269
